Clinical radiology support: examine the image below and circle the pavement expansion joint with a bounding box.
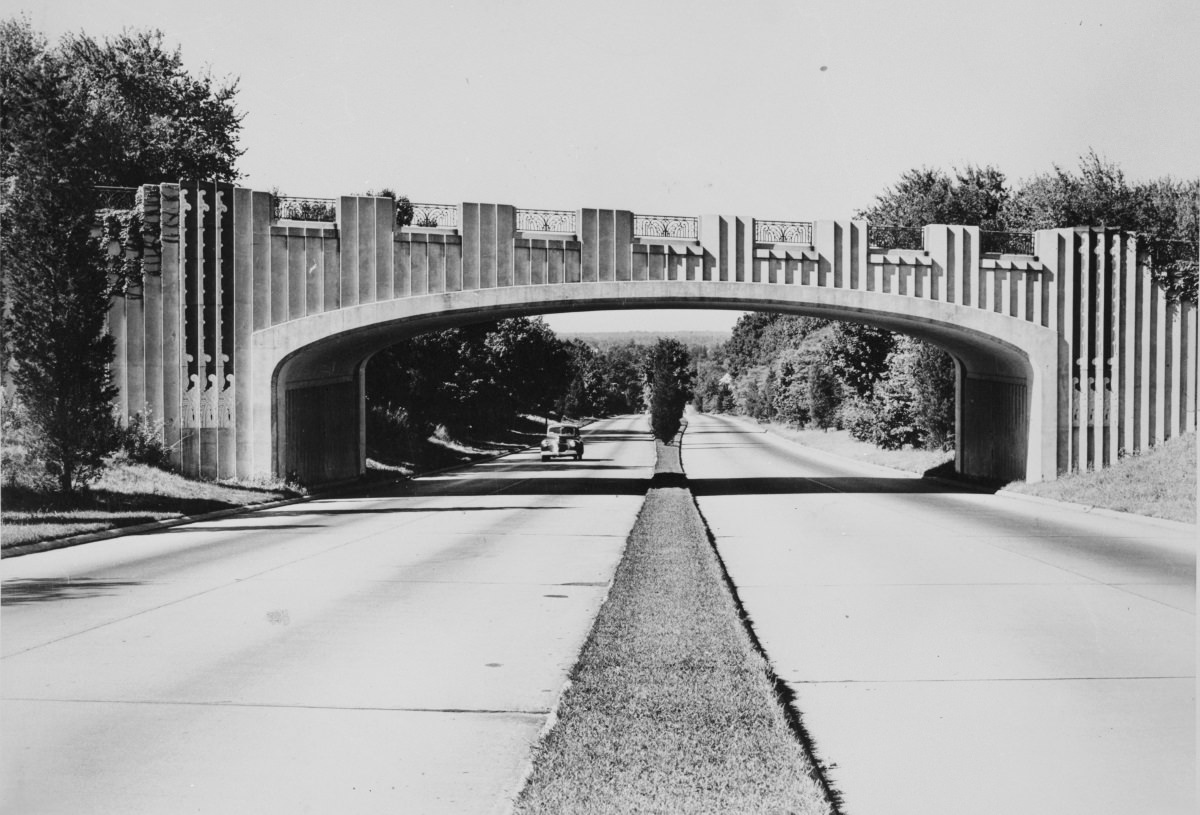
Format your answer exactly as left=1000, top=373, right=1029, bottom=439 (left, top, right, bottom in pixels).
left=3, top=696, right=552, bottom=715
left=791, top=675, right=1193, bottom=684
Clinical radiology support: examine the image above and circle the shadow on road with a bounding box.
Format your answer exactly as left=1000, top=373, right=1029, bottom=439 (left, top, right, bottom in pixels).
left=689, top=476, right=976, bottom=496
left=1, top=577, right=145, bottom=606
left=251, top=505, right=570, bottom=517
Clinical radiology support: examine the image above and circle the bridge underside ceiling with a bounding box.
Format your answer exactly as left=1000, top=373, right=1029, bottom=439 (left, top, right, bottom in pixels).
left=275, top=294, right=1036, bottom=387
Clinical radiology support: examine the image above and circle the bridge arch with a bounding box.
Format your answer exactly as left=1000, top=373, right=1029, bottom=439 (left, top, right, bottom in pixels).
left=105, top=183, right=1196, bottom=486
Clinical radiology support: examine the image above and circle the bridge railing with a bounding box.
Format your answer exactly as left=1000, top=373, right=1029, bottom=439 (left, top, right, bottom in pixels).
left=755, top=220, right=813, bottom=244
left=515, top=208, right=576, bottom=233
left=633, top=214, right=699, bottom=239
left=274, top=196, right=337, bottom=222
left=409, top=203, right=458, bottom=228
left=95, top=186, right=140, bottom=210
left=868, top=225, right=925, bottom=251
left=981, top=230, right=1035, bottom=255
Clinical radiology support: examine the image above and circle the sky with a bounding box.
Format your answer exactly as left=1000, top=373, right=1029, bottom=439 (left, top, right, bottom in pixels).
left=8, top=0, right=1199, bottom=335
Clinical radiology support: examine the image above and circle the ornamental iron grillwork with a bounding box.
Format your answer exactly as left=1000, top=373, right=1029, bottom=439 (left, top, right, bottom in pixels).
left=95, top=186, right=139, bottom=210
left=869, top=225, right=925, bottom=251
left=755, top=220, right=813, bottom=244
left=981, top=231, right=1035, bottom=255
left=516, top=208, right=576, bottom=233
left=633, top=215, right=699, bottom=239
left=274, top=196, right=337, bottom=222
left=409, top=203, right=457, bottom=228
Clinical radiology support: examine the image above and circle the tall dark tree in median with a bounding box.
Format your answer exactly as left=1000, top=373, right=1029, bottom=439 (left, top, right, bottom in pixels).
left=2, top=22, right=119, bottom=491
left=644, top=338, right=694, bottom=443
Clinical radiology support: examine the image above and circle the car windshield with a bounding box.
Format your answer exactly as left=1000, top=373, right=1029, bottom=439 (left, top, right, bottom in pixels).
left=549, top=425, right=577, bottom=437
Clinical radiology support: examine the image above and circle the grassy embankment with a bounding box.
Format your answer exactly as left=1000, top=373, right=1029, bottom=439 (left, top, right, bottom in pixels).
left=513, top=438, right=833, bottom=814
left=758, top=420, right=1196, bottom=524
left=0, top=465, right=299, bottom=552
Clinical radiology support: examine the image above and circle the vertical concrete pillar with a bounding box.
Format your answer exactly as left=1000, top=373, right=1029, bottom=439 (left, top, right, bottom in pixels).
left=578, top=209, right=633, bottom=283
left=287, top=228, right=304, bottom=320
left=142, top=231, right=164, bottom=429
left=1183, top=299, right=1197, bottom=433
left=375, top=198, right=395, bottom=301
left=304, top=228, right=324, bottom=316
left=355, top=198, right=376, bottom=304
left=700, top=215, right=751, bottom=283
left=1121, top=236, right=1138, bottom=456
left=1167, top=300, right=1182, bottom=438
left=1151, top=276, right=1166, bottom=444
left=461, top=203, right=514, bottom=289
left=339, top=197, right=359, bottom=307
left=323, top=228, right=341, bottom=311
left=159, top=185, right=183, bottom=469
left=269, top=226, right=287, bottom=326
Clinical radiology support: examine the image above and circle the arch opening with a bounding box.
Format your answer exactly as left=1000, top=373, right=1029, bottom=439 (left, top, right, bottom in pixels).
left=265, top=292, right=1051, bottom=486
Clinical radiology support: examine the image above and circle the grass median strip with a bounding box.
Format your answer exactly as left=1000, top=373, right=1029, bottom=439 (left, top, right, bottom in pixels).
left=512, top=439, right=833, bottom=814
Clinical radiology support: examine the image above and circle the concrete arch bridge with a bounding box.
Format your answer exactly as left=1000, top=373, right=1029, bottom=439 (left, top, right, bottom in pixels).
left=104, top=182, right=1197, bottom=485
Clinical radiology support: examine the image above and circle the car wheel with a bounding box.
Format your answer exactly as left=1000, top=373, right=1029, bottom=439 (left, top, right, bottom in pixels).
left=541, top=455, right=550, bottom=462
left=575, top=451, right=583, bottom=460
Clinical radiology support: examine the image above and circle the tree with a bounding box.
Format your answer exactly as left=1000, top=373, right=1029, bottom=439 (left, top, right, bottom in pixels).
left=1003, top=152, right=1198, bottom=302
left=857, top=164, right=1009, bottom=230
left=644, top=338, right=693, bottom=442
left=806, top=364, right=840, bottom=430
left=59, top=27, right=243, bottom=184
left=824, top=322, right=895, bottom=398
left=2, top=25, right=120, bottom=491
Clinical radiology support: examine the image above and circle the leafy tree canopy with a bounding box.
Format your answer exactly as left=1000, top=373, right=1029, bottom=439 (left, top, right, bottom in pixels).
left=3, top=16, right=244, bottom=187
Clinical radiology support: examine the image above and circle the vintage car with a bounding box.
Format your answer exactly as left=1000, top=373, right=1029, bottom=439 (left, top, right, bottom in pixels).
left=540, top=423, right=584, bottom=461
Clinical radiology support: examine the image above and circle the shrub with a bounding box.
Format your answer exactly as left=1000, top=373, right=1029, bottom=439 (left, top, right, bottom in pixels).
left=115, top=409, right=170, bottom=468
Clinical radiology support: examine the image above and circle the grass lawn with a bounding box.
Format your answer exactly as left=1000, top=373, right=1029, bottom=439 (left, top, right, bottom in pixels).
left=1003, top=432, right=1197, bottom=524
left=1, top=463, right=298, bottom=552
left=513, top=440, right=831, bottom=814
left=758, top=421, right=953, bottom=475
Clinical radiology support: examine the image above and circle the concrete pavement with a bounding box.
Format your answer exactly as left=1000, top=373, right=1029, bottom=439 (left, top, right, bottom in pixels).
left=683, top=413, right=1195, bottom=815
left=1, top=415, right=654, bottom=814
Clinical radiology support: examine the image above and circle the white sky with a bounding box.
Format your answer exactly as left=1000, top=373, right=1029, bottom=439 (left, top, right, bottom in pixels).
left=9, top=0, right=1199, bottom=334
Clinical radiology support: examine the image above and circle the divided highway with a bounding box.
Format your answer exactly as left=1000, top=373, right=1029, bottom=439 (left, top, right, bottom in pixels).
left=683, top=412, right=1195, bottom=815
left=1, top=416, right=654, bottom=814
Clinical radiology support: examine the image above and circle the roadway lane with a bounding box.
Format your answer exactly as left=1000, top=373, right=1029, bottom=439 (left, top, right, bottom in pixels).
left=683, top=412, right=1195, bottom=815
left=1, top=415, right=654, bottom=815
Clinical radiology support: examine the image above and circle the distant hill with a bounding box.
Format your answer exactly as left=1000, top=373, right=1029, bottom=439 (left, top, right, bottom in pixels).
left=558, top=330, right=729, bottom=349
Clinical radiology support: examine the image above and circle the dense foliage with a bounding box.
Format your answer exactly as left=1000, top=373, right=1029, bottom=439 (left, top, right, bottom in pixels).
left=365, top=319, right=657, bottom=462
left=1, top=17, right=244, bottom=492
left=2, top=23, right=119, bottom=491
left=858, top=152, right=1198, bottom=303
left=644, top=339, right=694, bottom=442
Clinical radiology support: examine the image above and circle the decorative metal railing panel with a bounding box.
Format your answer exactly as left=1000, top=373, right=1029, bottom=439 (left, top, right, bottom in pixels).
left=516, top=208, right=576, bottom=233
left=633, top=215, right=699, bottom=239
left=981, top=231, right=1035, bottom=255
left=95, top=186, right=140, bottom=210
left=409, top=203, right=458, bottom=228
left=755, top=220, right=813, bottom=244
left=868, top=225, right=925, bottom=251
left=274, top=197, right=337, bottom=222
